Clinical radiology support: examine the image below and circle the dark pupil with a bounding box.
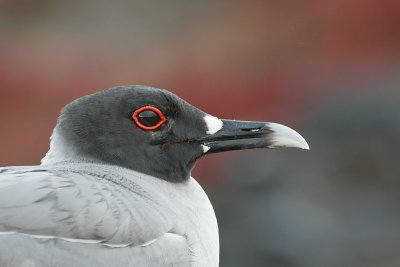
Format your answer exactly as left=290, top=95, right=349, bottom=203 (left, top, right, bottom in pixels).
left=138, top=110, right=161, bottom=127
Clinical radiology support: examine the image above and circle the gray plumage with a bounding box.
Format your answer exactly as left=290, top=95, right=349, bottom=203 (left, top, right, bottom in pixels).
left=0, top=164, right=218, bottom=267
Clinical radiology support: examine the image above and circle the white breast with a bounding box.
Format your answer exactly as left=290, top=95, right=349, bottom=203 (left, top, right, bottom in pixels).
left=168, top=177, right=220, bottom=266
left=121, top=169, right=220, bottom=267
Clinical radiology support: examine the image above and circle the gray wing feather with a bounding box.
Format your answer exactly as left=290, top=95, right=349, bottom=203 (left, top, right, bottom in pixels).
left=0, top=166, right=175, bottom=245
left=0, top=166, right=191, bottom=266
left=0, top=233, right=190, bottom=267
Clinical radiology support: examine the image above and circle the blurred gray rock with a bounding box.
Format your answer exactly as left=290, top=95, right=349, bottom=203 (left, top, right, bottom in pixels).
left=213, top=90, right=400, bottom=267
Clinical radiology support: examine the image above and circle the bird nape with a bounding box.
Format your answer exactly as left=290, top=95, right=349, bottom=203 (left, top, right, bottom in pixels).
left=0, top=85, right=308, bottom=267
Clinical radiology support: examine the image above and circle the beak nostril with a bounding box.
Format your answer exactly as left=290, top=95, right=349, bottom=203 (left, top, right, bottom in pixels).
left=241, top=127, right=262, bottom=132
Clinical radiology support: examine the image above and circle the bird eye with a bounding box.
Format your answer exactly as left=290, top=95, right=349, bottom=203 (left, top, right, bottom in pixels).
left=132, top=106, right=167, bottom=130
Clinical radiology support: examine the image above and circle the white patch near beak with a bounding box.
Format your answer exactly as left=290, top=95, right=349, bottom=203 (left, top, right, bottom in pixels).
left=268, top=123, right=310, bottom=150
left=201, top=145, right=211, bottom=153
left=204, top=115, right=223, bottom=135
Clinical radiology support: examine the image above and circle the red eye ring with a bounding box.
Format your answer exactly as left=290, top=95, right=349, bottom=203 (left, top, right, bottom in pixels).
left=132, top=106, right=167, bottom=131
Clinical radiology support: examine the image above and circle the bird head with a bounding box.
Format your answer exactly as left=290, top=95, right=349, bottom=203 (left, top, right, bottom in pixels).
left=42, top=85, right=309, bottom=182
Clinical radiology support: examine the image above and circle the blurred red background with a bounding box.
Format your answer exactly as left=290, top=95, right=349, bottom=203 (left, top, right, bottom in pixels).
left=1, top=1, right=399, bottom=185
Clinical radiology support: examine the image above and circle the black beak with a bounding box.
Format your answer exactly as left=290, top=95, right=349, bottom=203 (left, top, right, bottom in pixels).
left=199, top=119, right=309, bottom=154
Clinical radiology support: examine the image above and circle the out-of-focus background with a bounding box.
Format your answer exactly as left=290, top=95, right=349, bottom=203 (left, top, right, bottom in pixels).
left=1, top=1, right=400, bottom=266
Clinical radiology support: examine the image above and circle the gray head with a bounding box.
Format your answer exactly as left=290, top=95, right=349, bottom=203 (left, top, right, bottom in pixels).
left=42, top=85, right=309, bottom=182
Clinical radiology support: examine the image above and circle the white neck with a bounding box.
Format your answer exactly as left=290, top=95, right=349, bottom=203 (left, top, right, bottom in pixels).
left=41, top=130, right=82, bottom=166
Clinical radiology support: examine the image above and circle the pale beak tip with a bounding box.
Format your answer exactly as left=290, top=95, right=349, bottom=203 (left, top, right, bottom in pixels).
left=267, top=122, right=310, bottom=150
left=301, top=141, right=310, bottom=150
